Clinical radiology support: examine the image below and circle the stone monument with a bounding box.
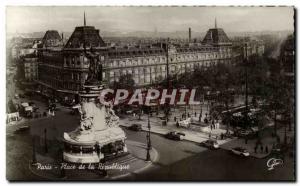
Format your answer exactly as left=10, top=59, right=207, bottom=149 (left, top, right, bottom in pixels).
left=63, top=85, right=127, bottom=163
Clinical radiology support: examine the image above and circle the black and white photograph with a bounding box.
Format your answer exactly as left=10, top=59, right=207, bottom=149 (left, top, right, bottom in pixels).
left=5, top=6, right=295, bottom=181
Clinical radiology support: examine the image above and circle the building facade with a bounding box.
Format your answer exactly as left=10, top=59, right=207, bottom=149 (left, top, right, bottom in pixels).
left=22, top=54, right=38, bottom=81
left=36, top=20, right=245, bottom=101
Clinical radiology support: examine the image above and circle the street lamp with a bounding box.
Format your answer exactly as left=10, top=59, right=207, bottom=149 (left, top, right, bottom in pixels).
left=244, top=43, right=249, bottom=130
left=44, top=128, right=48, bottom=153
left=146, top=112, right=151, bottom=162
left=31, top=136, right=37, bottom=165
left=60, top=148, right=66, bottom=178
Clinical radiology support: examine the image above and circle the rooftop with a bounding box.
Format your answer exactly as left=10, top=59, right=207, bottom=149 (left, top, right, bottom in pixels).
left=202, top=28, right=231, bottom=46
left=64, top=26, right=106, bottom=49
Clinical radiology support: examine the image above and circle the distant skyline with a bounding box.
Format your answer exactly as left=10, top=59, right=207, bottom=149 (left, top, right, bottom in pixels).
left=6, top=6, right=294, bottom=34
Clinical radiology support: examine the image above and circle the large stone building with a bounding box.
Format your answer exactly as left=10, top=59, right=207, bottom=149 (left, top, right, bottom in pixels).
left=36, top=18, right=237, bottom=101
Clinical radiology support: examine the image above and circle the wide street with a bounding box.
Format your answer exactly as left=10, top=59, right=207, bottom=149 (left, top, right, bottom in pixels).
left=6, top=101, right=295, bottom=181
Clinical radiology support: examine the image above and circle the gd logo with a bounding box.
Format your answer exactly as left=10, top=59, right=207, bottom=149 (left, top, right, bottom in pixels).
left=267, top=158, right=284, bottom=171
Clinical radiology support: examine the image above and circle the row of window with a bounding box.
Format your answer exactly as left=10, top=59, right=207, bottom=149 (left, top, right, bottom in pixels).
left=108, top=65, right=167, bottom=78
left=107, top=56, right=166, bottom=68
left=64, top=55, right=89, bottom=68
left=109, top=72, right=166, bottom=84
left=107, top=59, right=231, bottom=85
left=106, top=52, right=232, bottom=68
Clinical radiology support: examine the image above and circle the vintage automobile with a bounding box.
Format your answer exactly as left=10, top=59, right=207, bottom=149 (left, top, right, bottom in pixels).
left=231, top=147, right=250, bottom=157
left=127, top=124, right=142, bottom=131
left=200, top=139, right=220, bottom=149
left=14, top=125, right=30, bottom=133
left=165, top=131, right=185, bottom=141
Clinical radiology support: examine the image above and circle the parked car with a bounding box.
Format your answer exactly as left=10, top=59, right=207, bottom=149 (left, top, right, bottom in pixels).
left=14, top=125, right=30, bottom=133
left=165, top=131, right=185, bottom=141
left=200, top=139, right=219, bottom=149
left=127, top=124, right=142, bottom=131
left=231, top=147, right=250, bottom=157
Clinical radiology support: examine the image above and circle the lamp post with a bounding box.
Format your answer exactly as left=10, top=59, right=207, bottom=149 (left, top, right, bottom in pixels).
left=244, top=43, right=249, bottom=130
left=60, top=148, right=66, bottom=178
left=44, top=128, right=48, bottom=153
left=31, top=136, right=37, bottom=165
left=146, top=113, right=151, bottom=162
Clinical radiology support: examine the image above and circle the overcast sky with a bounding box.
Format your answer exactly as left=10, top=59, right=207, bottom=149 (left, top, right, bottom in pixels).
left=6, top=6, right=294, bottom=33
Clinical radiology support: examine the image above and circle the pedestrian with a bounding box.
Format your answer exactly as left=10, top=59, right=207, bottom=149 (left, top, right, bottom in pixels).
left=221, top=133, right=224, bottom=140
left=194, top=112, right=197, bottom=117
left=176, top=121, right=179, bottom=128
left=260, top=145, right=263, bottom=153
left=265, top=146, right=269, bottom=154
left=254, top=145, right=257, bottom=153
left=174, top=116, right=177, bottom=122
left=210, top=125, right=213, bottom=130
left=187, top=113, right=190, bottom=118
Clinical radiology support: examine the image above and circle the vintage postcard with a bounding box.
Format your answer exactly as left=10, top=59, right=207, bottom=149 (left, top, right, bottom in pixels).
left=6, top=6, right=295, bottom=181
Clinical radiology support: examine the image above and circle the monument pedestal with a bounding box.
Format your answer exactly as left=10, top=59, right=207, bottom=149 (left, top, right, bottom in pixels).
left=63, top=127, right=127, bottom=163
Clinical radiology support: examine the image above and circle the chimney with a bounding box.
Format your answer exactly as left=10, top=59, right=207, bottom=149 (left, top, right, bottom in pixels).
left=188, top=27, right=191, bottom=43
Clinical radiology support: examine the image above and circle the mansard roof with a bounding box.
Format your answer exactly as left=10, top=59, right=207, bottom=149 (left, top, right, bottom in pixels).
left=42, top=30, right=62, bottom=47
left=202, top=28, right=231, bottom=46
left=64, top=26, right=106, bottom=49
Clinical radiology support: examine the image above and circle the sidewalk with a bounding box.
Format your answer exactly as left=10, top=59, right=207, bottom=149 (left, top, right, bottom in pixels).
left=220, top=125, right=294, bottom=159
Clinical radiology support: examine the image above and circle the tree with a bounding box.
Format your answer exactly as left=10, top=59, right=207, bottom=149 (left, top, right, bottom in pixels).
left=265, top=72, right=289, bottom=137
left=112, top=74, right=135, bottom=90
